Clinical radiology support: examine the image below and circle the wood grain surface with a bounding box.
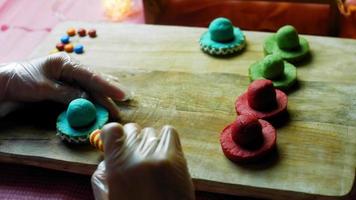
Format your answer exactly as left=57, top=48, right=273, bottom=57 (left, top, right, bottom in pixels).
left=0, top=22, right=355, bottom=200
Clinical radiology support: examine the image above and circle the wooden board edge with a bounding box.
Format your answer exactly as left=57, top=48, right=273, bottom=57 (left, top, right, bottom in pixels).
left=0, top=152, right=97, bottom=175
left=193, top=177, right=356, bottom=200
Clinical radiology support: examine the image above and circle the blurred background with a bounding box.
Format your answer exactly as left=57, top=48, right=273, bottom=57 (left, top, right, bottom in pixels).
left=0, top=0, right=355, bottom=63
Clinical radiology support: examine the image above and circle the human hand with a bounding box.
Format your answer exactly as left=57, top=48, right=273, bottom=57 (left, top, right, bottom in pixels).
left=91, top=123, right=195, bottom=200
left=0, top=53, right=128, bottom=118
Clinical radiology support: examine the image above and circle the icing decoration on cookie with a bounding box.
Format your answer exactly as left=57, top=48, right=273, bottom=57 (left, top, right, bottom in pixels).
left=199, top=17, right=246, bottom=56
left=264, top=25, right=310, bottom=63
left=249, top=54, right=297, bottom=90
left=220, top=114, right=276, bottom=162
left=56, top=98, right=109, bottom=144
left=235, top=79, right=287, bottom=120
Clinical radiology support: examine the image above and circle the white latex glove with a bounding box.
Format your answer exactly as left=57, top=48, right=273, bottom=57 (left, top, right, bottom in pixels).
left=91, top=123, right=195, bottom=200
left=0, top=53, right=127, bottom=119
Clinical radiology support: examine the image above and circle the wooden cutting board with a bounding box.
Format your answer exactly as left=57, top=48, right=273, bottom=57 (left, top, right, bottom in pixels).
left=0, top=22, right=355, bottom=200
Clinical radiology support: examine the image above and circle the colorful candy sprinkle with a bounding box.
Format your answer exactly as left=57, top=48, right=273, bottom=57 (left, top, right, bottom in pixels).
left=64, top=44, right=74, bottom=53
left=89, top=129, right=103, bottom=151
left=88, top=29, right=97, bottom=38
left=60, top=35, right=70, bottom=44
left=74, top=44, right=84, bottom=54
left=77, top=28, right=86, bottom=37
left=56, top=43, right=65, bottom=51
left=67, top=28, right=76, bottom=36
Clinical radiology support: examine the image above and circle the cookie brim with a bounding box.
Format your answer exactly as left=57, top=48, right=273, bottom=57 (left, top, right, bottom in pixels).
left=249, top=61, right=297, bottom=90
left=263, top=35, right=309, bottom=63
left=220, top=119, right=276, bottom=162
left=200, top=28, right=246, bottom=56
left=56, top=104, right=109, bottom=142
left=235, top=89, right=288, bottom=120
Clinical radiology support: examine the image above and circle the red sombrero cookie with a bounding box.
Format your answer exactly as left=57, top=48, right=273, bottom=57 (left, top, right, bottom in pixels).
left=220, top=115, right=276, bottom=162
left=236, top=79, right=287, bottom=120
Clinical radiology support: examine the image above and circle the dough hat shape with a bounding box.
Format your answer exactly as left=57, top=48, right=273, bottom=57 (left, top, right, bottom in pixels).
left=220, top=114, right=276, bottom=162
left=263, top=25, right=309, bottom=63
left=235, top=79, right=287, bottom=120
left=200, top=17, right=246, bottom=56
left=249, top=54, right=297, bottom=90
left=57, top=98, right=109, bottom=143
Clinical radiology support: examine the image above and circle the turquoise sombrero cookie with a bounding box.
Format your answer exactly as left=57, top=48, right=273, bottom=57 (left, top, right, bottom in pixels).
left=200, top=17, right=246, bottom=56
left=249, top=54, right=297, bottom=91
left=56, top=98, right=109, bottom=144
left=264, top=25, right=309, bottom=63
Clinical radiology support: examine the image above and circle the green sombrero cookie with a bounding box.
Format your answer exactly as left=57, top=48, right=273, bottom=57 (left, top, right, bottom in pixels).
left=264, top=25, right=309, bottom=63
left=200, top=17, right=246, bottom=56
left=249, top=54, right=297, bottom=90
left=56, top=98, right=109, bottom=144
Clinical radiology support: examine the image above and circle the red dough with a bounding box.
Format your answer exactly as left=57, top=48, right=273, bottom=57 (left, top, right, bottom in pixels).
left=236, top=79, right=287, bottom=119
left=220, top=115, right=276, bottom=162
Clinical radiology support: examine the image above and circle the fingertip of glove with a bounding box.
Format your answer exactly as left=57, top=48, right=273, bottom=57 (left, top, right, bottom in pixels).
left=101, top=122, right=124, bottom=141
left=161, top=125, right=178, bottom=137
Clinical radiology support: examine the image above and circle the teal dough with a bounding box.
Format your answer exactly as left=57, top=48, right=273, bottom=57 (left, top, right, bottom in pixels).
left=264, top=25, right=309, bottom=63
left=56, top=98, right=109, bottom=142
left=249, top=55, right=297, bottom=90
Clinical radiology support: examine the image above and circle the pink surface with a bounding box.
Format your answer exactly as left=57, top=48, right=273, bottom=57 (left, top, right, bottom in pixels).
left=0, top=0, right=144, bottom=63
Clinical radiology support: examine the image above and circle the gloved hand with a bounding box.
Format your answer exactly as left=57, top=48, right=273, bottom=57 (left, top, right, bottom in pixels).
left=91, top=122, right=195, bottom=200
left=0, top=53, right=128, bottom=118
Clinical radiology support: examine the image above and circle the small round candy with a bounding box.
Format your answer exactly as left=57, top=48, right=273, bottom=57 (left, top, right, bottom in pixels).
left=77, top=28, right=86, bottom=37
left=56, top=43, right=65, bottom=51
left=74, top=44, right=84, bottom=54
left=64, top=44, right=74, bottom=53
left=89, top=129, right=104, bottom=151
left=88, top=29, right=97, bottom=38
left=60, top=35, right=70, bottom=44
left=67, top=28, right=76, bottom=36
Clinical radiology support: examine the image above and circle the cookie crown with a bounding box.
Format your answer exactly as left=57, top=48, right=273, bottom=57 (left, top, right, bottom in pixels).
left=261, top=54, right=284, bottom=79
left=231, top=115, right=264, bottom=150
left=247, top=80, right=278, bottom=111
left=66, top=98, right=97, bottom=128
left=276, top=25, right=300, bottom=51
left=209, top=17, right=235, bottom=43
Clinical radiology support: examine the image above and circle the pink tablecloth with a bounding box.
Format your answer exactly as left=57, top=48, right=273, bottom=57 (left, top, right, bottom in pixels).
left=0, top=0, right=144, bottom=63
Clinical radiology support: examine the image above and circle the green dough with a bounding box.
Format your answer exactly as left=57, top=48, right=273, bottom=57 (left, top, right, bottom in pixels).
left=56, top=98, right=109, bottom=143
left=199, top=17, right=246, bottom=56
left=249, top=56, right=297, bottom=90
left=66, top=98, right=96, bottom=128
left=263, top=25, right=310, bottom=63
left=209, top=18, right=235, bottom=42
